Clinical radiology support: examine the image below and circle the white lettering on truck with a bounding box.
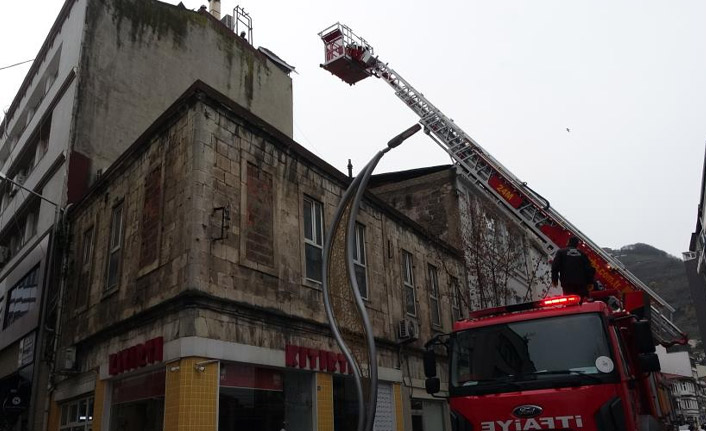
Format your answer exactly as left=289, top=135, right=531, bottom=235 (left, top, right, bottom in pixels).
left=480, top=416, right=584, bottom=430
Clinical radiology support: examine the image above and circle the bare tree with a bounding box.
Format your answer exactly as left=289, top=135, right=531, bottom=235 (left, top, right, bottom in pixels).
left=456, top=190, right=551, bottom=311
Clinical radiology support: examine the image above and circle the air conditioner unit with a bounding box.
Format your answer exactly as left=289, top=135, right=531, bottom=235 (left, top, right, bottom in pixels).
left=221, top=14, right=234, bottom=30
left=397, top=319, right=419, bottom=342
left=62, top=346, right=77, bottom=371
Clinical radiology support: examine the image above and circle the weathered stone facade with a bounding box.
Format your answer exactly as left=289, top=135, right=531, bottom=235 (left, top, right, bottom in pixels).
left=56, top=82, right=464, bottom=430
left=372, top=165, right=554, bottom=312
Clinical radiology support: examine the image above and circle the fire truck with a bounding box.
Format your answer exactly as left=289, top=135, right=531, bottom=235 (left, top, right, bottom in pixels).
left=317, top=23, right=686, bottom=346
left=422, top=291, right=672, bottom=430
left=317, top=23, right=685, bottom=429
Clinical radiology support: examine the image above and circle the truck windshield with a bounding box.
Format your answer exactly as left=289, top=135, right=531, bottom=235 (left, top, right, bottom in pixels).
left=451, top=313, right=616, bottom=394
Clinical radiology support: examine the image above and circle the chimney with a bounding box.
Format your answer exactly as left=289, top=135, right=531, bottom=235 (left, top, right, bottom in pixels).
left=208, top=0, right=221, bottom=19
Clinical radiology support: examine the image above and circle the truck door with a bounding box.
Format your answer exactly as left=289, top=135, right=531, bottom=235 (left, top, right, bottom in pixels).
left=613, top=326, right=642, bottom=427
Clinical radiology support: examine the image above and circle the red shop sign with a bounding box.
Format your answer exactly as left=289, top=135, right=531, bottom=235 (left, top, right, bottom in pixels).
left=109, top=337, right=164, bottom=376
left=285, top=344, right=353, bottom=374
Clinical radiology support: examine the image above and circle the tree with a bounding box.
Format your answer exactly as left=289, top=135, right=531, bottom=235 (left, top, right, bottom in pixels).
left=456, top=188, right=551, bottom=311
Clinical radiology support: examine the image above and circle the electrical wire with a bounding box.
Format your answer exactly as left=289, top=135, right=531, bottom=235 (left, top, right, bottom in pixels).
left=0, top=59, right=34, bottom=72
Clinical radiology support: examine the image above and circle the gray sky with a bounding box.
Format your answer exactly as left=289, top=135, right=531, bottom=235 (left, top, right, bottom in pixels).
left=2, top=0, right=706, bottom=258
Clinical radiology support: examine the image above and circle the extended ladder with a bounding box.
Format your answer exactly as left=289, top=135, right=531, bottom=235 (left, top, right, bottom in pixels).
left=318, top=23, right=685, bottom=345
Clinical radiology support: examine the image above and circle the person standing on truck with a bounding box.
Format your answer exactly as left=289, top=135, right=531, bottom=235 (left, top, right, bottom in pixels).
left=551, top=236, right=596, bottom=297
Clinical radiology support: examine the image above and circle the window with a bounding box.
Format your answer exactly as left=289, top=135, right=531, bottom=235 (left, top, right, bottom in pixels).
left=106, top=202, right=124, bottom=290
left=4, top=266, right=39, bottom=328
left=76, top=227, right=94, bottom=307
left=353, top=223, right=367, bottom=299
left=23, top=209, right=37, bottom=243
left=60, top=396, right=94, bottom=430
left=484, top=215, right=496, bottom=236
left=402, top=251, right=416, bottom=316
left=303, top=197, right=324, bottom=283
left=451, top=276, right=462, bottom=321
left=428, top=265, right=441, bottom=326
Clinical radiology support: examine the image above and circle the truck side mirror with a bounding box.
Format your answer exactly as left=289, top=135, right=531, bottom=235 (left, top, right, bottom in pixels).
left=425, top=377, right=440, bottom=394
left=638, top=353, right=661, bottom=373
left=634, top=320, right=656, bottom=354
left=423, top=349, right=437, bottom=378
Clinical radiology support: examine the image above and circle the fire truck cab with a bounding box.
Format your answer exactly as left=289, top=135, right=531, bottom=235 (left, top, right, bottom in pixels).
left=424, top=294, right=666, bottom=431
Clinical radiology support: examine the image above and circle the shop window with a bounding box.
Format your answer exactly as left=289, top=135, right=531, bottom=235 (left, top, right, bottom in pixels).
left=411, top=399, right=424, bottom=431
left=303, top=197, right=323, bottom=283
left=4, top=266, right=39, bottom=328
left=353, top=223, right=368, bottom=299
left=428, top=265, right=441, bottom=327
left=60, top=395, right=94, bottom=430
left=219, top=363, right=312, bottom=431
left=402, top=251, right=416, bottom=316
left=333, top=375, right=358, bottom=431
left=105, top=202, right=124, bottom=291
left=110, top=369, right=165, bottom=431
left=76, top=226, right=94, bottom=308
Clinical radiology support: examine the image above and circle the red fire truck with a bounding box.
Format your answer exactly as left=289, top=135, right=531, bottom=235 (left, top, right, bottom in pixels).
left=423, top=292, right=671, bottom=431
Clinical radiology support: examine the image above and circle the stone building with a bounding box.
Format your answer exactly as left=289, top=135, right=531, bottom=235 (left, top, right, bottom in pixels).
left=371, top=165, right=554, bottom=312
left=0, top=0, right=293, bottom=428
left=50, top=82, right=465, bottom=431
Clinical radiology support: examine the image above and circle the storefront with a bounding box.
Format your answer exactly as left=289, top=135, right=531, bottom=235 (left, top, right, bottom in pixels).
left=51, top=336, right=410, bottom=431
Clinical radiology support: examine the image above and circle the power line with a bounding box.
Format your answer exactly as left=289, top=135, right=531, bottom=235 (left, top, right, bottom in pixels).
left=0, top=59, right=34, bottom=72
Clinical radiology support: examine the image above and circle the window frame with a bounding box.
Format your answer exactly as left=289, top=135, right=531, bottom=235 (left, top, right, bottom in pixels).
left=105, top=201, right=125, bottom=291
left=77, top=226, right=95, bottom=308
left=402, top=250, right=416, bottom=316
left=451, top=276, right=462, bottom=321
left=428, top=264, right=441, bottom=327
left=353, top=222, right=368, bottom=300
left=303, top=196, right=324, bottom=284
left=59, top=395, right=94, bottom=430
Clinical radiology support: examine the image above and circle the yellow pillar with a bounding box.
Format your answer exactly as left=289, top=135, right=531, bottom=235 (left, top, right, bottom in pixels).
left=393, top=383, right=404, bottom=431
left=163, top=357, right=219, bottom=431
left=316, top=373, right=334, bottom=431
left=92, top=378, right=107, bottom=431
left=46, top=394, right=61, bottom=431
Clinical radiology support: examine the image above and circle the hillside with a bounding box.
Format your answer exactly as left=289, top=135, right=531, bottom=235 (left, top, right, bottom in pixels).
left=607, top=243, right=699, bottom=343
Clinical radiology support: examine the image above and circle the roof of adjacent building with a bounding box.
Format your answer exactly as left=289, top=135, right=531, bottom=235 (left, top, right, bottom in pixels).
left=369, top=164, right=453, bottom=188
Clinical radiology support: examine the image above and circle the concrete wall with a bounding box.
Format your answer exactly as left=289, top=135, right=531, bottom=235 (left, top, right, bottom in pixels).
left=72, top=0, right=293, bottom=180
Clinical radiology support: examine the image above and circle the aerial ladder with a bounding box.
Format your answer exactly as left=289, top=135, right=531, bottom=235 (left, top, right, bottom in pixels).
left=318, top=23, right=686, bottom=346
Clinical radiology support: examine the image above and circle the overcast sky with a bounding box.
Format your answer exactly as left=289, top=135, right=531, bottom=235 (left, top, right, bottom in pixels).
left=2, top=0, right=706, bottom=258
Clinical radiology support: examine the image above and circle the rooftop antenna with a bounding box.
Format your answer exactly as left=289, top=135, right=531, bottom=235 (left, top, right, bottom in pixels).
left=234, top=6, right=253, bottom=45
